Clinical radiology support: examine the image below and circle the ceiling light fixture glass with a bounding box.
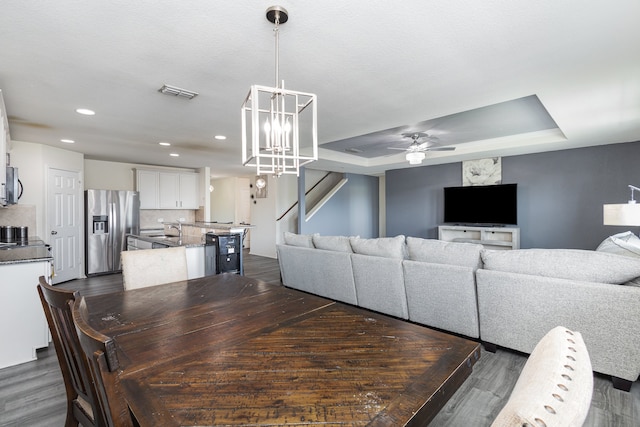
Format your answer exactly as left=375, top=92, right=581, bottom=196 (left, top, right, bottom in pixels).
left=60, top=139, right=75, bottom=144
left=75, top=108, right=95, bottom=116
left=406, top=151, right=426, bottom=165
left=241, top=5, right=318, bottom=177
left=159, top=142, right=171, bottom=146
left=214, top=135, right=226, bottom=140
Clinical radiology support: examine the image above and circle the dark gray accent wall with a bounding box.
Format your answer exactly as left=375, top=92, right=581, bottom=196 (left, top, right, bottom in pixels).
left=302, top=173, right=379, bottom=238
left=386, top=141, right=640, bottom=249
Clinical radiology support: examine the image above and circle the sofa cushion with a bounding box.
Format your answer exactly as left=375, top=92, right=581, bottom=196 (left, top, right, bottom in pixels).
left=406, top=237, right=483, bottom=270
left=349, top=235, right=406, bottom=259
left=283, top=232, right=315, bottom=248
left=596, top=231, right=640, bottom=258
left=482, top=248, right=640, bottom=284
left=491, top=326, right=593, bottom=427
left=312, top=235, right=353, bottom=253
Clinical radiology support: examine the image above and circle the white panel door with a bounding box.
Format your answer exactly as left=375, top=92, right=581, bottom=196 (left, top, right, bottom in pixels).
left=48, top=168, right=82, bottom=283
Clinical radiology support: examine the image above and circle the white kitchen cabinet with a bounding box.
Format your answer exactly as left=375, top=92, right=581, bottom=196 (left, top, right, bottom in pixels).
left=136, top=169, right=199, bottom=210
left=159, top=172, right=198, bottom=209
left=186, top=245, right=205, bottom=279
left=158, top=172, right=179, bottom=209
left=1, top=90, right=10, bottom=206
left=178, top=173, right=198, bottom=208
left=136, top=169, right=159, bottom=209
left=0, top=261, right=51, bottom=369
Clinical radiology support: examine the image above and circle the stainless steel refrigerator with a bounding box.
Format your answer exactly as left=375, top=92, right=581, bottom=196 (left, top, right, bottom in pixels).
left=85, top=189, right=140, bottom=275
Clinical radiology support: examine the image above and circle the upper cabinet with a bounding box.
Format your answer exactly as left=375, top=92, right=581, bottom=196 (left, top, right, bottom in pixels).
left=136, top=169, right=160, bottom=209
left=135, top=169, right=199, bottom=210
left=1, top=90, right=10, bottom=206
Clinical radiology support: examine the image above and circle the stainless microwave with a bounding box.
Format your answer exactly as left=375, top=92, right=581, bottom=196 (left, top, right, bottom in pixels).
left=1, top=166, right=19, bottom=206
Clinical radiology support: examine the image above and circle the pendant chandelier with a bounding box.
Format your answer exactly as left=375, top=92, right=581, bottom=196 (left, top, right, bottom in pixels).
left=241, top=6, right=318, bottom=177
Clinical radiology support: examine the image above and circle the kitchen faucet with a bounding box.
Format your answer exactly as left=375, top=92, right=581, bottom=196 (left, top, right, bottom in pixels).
left=168, top=221, right=182, bottom=239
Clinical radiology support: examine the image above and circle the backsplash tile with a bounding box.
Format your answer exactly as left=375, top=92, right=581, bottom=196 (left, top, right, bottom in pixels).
left=0, top=204, right=37, bottom=233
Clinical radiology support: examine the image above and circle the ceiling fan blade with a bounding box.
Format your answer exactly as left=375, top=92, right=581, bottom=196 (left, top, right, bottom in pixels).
left=387, top=147, right=409, bottom=151
left=426, top=146, right=456, bottom=151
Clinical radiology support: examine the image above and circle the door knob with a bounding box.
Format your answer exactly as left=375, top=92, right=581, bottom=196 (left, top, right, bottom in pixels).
left=51, top=230, right=58, bottom=235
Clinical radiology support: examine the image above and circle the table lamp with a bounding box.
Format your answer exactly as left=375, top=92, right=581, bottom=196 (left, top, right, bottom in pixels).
left=603, top=185, right=640, bottom=229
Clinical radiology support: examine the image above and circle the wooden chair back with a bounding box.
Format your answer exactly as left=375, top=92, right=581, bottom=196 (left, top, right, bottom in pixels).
left=37, top=276, right=98, bottom=427
left=121, top=246, right=188, bottom=290
left=72, top=296, right=135, bottom=427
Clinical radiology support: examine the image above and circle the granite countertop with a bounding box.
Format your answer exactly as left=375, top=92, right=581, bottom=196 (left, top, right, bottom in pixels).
left=129, top=233, right=205, bottom=248
left=0, top=237, right=52, bottom=265
left=168, top=221, right=254, bottom=230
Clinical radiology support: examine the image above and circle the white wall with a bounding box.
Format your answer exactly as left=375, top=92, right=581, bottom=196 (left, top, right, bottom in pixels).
left=248, top=174, right=299, bottom=258
left=84, top=159, right=200, bottom=191
left=84, top=159, right=136, bottom=190
left=210, top=177, right=238, bottom=222
left=197, top=167, right=210, bottom=221
left=379, top=175, right=386, bottom=237
left=10, top=140, right=84, bottom=239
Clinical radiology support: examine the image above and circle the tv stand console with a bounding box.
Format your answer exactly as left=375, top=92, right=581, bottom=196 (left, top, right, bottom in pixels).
left=438, top=225, right=520, bottom=250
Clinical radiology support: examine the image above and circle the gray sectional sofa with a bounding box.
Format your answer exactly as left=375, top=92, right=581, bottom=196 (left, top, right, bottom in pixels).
left=276, top=232, right=640, bottom=391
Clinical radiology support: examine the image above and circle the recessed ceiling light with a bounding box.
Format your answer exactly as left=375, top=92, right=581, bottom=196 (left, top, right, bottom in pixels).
left=75, top=108, right=95, bottom=116
left=170, top=153, right=179, bottom=157
left=214, top=135, right=227, bottom=140
left=60, top=139, right=75, bottom=144
left=159, top=142, right=171, bottom=146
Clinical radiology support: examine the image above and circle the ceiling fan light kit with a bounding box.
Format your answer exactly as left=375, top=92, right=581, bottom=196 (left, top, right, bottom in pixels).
left=389, top=132, right=455, bottom=165
left=406, top=151, right=426, bottom=165
left=241, top=5, right=318, bottom=177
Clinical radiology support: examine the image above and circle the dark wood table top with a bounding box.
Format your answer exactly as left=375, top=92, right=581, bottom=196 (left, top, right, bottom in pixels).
left=84, top=274, right=480, bottom=426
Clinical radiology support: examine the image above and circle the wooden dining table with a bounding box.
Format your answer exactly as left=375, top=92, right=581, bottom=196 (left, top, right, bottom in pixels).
left=83, top=273, right=481, bottom=426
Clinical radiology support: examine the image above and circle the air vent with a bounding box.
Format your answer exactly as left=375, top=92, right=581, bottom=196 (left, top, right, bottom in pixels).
left=158, top=84, right=199, bottom=100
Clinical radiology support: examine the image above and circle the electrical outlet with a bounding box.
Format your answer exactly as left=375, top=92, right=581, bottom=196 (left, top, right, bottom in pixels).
left=179, top=217, right=185, bottom=222
left=157, top=218, right=164, bottom=223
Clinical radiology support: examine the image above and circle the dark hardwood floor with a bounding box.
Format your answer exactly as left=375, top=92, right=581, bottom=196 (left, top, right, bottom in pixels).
left=0, top=251, right=638, bottom=426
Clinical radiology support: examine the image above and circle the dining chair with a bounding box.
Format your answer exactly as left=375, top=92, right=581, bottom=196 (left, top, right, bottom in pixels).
left=72, top=295, right=135, bottom=427
left=37, top=276, right=99, bottom=427
left=121, top=246, right=188, bottom=290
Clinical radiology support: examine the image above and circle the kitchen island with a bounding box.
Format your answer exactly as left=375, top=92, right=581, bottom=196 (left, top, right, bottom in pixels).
left=0, top=239, right=53, bottom=369
left=127, top=222, right=251, bottom=279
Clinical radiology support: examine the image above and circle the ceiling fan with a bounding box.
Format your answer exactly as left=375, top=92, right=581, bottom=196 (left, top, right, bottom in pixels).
left=388, top=132, right=455, bottom=164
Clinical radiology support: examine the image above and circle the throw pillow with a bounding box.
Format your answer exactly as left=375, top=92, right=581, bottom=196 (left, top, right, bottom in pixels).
left=596, top=231, right=640, bottom=258
left=406, top=237, right=483, bottom=270
left=312, top=235, right=353, bottom=253
left=283, top=232, right=315, bottom=248
left=349, top=235, right=406, bottom=259
left=481, top=248, right=640, bottom=284
left=491, top=326, right=593, bottom=427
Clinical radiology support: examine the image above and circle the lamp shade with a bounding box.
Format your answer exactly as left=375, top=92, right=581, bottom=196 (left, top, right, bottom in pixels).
left=603, top=203, right=640, bottom=226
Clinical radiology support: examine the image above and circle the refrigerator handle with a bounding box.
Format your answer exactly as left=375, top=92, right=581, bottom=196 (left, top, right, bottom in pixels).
left=109, top=201, right=116, bottom=268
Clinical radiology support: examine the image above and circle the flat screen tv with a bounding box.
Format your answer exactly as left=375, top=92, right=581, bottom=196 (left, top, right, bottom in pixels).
left=443, top=183, right=517, bottom=225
